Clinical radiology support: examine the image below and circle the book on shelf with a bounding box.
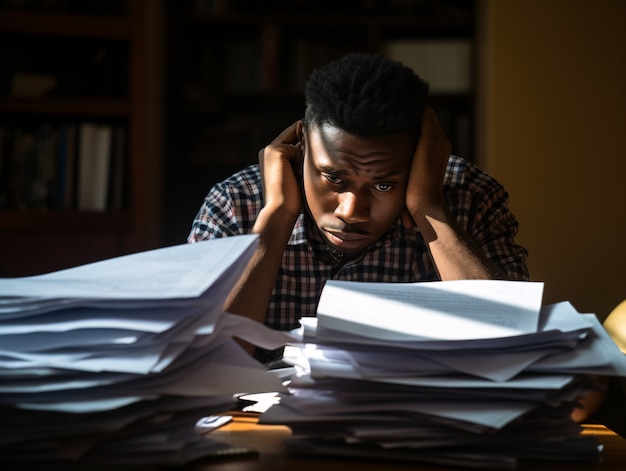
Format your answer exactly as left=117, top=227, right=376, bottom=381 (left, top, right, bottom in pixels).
left=384, top=39, right=473, bottom=94
left=1, top=126, right=55, bottom=210
left=11, top=72, right=57, bottom=98
left=31, top=125, right=57, bottom=208
left=0, top=127, right=7, bottom=207
left=57, top=123, right=77, bottom=210
left=78, top=123, right=112, bottom=212
left=0, top=122, right=126, bottom=212
left=77, top=123, right=98, bottom=211
left=107, top=126, right=126, bottom=211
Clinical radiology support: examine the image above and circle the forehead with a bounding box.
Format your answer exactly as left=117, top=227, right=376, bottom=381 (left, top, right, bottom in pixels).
left=305, top=124, right=414, bottom=174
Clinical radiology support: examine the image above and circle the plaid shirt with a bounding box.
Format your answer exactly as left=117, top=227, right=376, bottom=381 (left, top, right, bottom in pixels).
left=189, top=155, right=529, bottom=332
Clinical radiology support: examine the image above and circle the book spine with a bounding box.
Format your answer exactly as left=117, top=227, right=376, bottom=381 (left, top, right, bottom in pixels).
left=107, top=125, right=127, bottom=210
left=77, top=122, right=97, bottom=211
left=91, top=125, right=113, bottom=211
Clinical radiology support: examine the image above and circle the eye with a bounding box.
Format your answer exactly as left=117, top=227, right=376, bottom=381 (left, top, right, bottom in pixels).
left=373, top=183, right=393, bottom=193
left=323, top=173, right=344, bottom=185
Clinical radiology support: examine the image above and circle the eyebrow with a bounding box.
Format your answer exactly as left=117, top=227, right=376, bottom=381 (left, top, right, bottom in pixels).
left=319, top=165, right=403, bottom=180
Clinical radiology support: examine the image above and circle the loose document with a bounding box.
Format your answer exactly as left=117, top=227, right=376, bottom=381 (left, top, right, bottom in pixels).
left=0, top=235, right=294, bottom=467
left=261, top=279, right=626, bottom=469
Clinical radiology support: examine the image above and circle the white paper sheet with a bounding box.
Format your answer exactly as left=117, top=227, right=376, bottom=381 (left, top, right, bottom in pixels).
left=317, top=280, right=544, bottom=341
left=0, top=235, right=258, bottom=300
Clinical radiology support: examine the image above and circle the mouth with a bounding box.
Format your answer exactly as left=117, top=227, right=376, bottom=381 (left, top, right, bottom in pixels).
left=324, top=229, right=369, bottom=251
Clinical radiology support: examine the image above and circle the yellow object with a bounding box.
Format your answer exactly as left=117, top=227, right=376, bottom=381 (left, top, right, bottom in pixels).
left=603, top=300, right=626, bottom=353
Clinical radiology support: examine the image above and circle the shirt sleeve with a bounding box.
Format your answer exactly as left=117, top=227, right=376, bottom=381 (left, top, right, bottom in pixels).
left=187, top=165, right=262, bottom=243
left=471, top=183, right=530, bottom=281
left=445, top=157, right=530, bottom=281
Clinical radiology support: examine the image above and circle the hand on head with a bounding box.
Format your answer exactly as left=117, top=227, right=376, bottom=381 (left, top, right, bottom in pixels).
left=402, top=107, right=452, bottom=229
left=258, top=120, right=305, bottom=219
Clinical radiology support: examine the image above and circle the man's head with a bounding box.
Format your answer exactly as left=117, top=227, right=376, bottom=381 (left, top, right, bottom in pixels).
left=301, top=53, right=429, bottom=259
left=303, top=52, right=429, bottom=139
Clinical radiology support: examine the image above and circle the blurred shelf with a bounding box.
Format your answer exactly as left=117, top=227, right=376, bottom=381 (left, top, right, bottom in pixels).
left=0, top=210, right=132, bottom=232
left=0, top=10, right=130, bottom=39
left=0, top=97, right=130, bottom=117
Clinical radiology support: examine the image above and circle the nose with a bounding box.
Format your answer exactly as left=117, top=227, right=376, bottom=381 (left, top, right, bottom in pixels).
left=334, top=190, right=370, bottom=223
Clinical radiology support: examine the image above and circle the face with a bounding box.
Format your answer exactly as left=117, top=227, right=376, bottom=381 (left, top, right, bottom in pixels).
left=302, top=123, right=414, bottom=255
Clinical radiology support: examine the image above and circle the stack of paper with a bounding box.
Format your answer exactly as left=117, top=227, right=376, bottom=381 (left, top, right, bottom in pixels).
left=261, top=279, right=626, bottom=469
left=0, top=235, right=292, bottom=467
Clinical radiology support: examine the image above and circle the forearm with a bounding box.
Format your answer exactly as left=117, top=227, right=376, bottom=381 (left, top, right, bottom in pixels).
left=413, top=204, right=506, bottom=280
left=223, top=206, right=297, bottom=324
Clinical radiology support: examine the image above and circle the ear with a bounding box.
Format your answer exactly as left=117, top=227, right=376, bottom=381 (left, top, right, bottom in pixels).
left=296, top=120, right=304, bottom=142
left=294, top=121, right=306, bottom=177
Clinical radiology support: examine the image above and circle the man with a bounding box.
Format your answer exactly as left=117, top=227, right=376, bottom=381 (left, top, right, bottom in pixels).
left=189, top=53, right=529, bottom=359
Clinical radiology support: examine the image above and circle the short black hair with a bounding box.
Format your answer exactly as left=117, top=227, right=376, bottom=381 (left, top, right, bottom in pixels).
left=303, top=52, right=429, bottom=138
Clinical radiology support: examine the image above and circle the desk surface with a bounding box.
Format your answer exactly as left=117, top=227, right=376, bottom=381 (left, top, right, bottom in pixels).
left=190, top=416, right=625, bottom=471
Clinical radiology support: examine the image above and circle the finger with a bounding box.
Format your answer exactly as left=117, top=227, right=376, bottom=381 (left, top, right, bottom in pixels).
left=259, top=121, right=300, bottom=164
left=421, top=107, right=435, bottom=136
left=428, top=109, right=447, bottom=141
left=421, top=107, right=451, bottom=155
left=272, top=121, right=300, bottom=146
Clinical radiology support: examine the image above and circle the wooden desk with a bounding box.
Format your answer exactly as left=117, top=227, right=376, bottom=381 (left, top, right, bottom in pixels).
left=190, top=416, right=625, bottom=471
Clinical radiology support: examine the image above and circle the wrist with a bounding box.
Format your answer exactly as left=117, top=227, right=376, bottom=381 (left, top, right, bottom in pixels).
left=408, top=195, right=450, bottom=223
left=254, top=205, right=299, bottom=240
left=262, top=193, right=302, bottom=222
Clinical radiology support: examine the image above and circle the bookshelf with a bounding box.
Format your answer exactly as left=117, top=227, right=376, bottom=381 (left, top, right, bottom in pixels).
left=0, top=0, right=162, bottom=276
left=162, top=0, right=476, bottom=246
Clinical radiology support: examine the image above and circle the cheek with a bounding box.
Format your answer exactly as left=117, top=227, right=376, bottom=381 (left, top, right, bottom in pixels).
left=303, top=172, right=334, bottom=218
left=305, top=184, right=337, bottom=217
left=370, top=194, right=405, bottom=224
